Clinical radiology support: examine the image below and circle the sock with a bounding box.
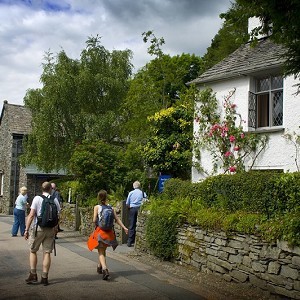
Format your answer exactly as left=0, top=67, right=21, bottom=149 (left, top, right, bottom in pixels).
left=42, top=272, right=48, bottom=278
left=31, top=269, right=37, bottom=275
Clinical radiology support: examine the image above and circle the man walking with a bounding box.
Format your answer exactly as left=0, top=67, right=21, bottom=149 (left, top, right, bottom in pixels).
left=24, top=181, right=61, bottom=286
left=126, top=181, right=147, bottom=247
left=51, top=182, right=64, bottom=238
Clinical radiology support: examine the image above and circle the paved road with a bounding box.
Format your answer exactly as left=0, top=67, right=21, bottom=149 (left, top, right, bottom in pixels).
left=0, top=215, right=206, bottom=300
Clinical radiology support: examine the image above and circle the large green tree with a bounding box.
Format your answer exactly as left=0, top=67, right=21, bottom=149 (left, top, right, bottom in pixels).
left=222, top=0, right=300, bottom=80
left=141, top=88, right=195, bottom=180
left=202, top=5, right=248, bottom=71
left=121, top=53, right=202, bottom=143
left=22, top=36, right=133, bottom=171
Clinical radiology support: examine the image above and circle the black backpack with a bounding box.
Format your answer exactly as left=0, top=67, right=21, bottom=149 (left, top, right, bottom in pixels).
left=98, top=205, right=114, bottom=231
left=37, top=195, right=59, bottom=228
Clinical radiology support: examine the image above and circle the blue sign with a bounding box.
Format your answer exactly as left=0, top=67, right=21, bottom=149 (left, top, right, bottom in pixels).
left=158, top=174, right=172, bottom=192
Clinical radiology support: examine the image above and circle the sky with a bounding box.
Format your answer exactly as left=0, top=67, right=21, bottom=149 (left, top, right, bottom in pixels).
left=0, top=0, right=232, bottom=111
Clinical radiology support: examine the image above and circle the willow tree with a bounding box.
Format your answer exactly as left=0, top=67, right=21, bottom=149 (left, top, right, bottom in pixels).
left=22, top=35, right=133, bottom=172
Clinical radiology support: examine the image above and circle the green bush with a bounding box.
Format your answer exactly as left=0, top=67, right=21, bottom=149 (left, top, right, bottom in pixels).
left=145, top=207, right=179, bottom=260
left=148, top=171, right=300, bottom=249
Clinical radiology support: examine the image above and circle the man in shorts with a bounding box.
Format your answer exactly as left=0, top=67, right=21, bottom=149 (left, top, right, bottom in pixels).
left=24, top=181, right=61, bottom=286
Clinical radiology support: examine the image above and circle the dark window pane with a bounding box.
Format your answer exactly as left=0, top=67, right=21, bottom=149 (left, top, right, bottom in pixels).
left=257, top=77, right=270, bottom=92
left=272, top=91, right=283, bottom=126
left=257, top=93, right=269, bottom=127
left=271, top=75, right=283, bottom=89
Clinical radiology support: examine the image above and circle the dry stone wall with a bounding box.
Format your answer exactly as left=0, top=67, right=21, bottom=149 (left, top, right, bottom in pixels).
left=135, top=211, right=300, bottom=300
left=60, top=203, right=123, bottom=243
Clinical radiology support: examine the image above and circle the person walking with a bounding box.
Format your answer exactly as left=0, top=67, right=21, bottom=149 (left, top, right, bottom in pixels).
left=11, top=186, right=28, bottom=237
left=24, top=181, right=61, bottom=286
left=92, top=189, right=128, bottom=280
left=51, top=182, right=63, bottom=238
left=126, top=181, right=147, bottom=247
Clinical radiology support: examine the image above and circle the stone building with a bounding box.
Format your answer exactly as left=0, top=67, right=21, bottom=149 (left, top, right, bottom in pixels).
left=0, top=100, right=65, bottom=214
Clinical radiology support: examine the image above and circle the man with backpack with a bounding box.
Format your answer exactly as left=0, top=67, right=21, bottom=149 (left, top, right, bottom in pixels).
left=24, top=181, right=61, bottom=286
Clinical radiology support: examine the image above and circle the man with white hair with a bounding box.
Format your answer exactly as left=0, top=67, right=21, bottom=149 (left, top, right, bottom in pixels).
left=126, top=181, right=147, bottom=247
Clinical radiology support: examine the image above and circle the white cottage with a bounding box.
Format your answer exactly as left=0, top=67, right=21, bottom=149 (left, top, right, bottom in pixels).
left=190, top=18, right=300, bottom=182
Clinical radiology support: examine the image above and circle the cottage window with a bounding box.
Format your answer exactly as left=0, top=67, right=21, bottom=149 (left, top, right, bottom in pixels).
left=248, top=75, right=283, bottom=129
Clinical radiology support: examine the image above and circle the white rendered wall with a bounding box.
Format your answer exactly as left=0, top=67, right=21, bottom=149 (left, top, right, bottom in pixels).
left=192, top=75, right=300, bottom=183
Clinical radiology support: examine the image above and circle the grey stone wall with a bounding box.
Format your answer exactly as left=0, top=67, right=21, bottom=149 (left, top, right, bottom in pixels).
left=60, top=202, right=124, bottom=244
left=135, top=211, right=300, bottom=300
left=0, top=115, right=13, bottom=214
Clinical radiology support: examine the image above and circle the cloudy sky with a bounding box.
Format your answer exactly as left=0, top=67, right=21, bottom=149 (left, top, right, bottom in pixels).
left=0, top=0, right=232, bottom=111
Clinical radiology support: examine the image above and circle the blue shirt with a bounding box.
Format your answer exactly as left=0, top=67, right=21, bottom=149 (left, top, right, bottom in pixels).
left=126, top=189, right=147, bottom=208
left=15, top=194, right=28, bottom=211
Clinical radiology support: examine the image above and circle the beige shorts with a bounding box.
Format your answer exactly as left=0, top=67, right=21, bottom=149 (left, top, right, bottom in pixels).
left=28, top=226, right=55, bottom=253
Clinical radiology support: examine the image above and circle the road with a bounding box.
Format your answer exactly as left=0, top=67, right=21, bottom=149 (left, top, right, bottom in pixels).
left=0, top=214, right=207, bottom=300
left=0, top=215, right=278, bottom=300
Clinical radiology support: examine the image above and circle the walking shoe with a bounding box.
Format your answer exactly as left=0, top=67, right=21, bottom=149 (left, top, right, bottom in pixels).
left=25, top=272, right=38, bottom=284
left=102, top=269, right=109, bottom=280
left=41, top=277, right=49, bottom=286
left=97, top=265, right=102, bottom=274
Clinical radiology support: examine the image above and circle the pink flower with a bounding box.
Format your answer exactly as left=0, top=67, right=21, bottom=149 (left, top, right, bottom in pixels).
left=233, top=146, right=240, bottom=151
left=223, top=126, right=229, bottom=132
left=229, top=135, right=236, bottom=142
left=224, top=151, right=232, bottom=157
left=229, top=166, right=236, bottom=172
left=240, top=133, right=245, bottom=139
left=231, top=104, right=237, bottom=109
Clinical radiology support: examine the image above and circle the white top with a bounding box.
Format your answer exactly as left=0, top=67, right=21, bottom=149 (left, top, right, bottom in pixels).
left=30, top=192, right=61, bottom=225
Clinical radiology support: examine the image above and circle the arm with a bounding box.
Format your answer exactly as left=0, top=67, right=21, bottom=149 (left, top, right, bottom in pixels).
left=24, top=208, right=36, bottom=240
left=93, top=205, right=98, bottom=228
left=113, top=209, right=128, bottom=234
left=126, top=193, right=131, bottom=208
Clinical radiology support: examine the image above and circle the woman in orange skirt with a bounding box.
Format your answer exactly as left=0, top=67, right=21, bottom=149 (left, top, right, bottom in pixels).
left=92, top=190, right=128, bottom=280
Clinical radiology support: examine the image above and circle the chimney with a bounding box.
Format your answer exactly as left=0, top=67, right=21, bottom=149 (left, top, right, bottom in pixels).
left=248, top=17, right=269, bottom=40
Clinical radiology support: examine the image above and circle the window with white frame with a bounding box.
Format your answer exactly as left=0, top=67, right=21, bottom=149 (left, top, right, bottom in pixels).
left=248, top=74, right=283, bottom=129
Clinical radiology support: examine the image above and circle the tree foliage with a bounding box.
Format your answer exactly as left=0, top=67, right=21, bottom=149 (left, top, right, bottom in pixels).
left=141, top=89, right=195, bottom=180
left=222, top=0, right=300, bottom=80
left=121, top=52, right=202, bottom=143
left=203, top=5, right=248, bottom=71
left=22, top=35, right=133, bottom=171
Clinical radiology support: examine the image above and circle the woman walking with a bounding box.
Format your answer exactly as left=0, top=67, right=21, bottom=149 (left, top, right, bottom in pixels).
left=92, top=190, right=128, bottom=280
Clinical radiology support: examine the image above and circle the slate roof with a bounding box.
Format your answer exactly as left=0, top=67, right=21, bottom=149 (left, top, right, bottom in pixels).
left=189, top=38, right=287, bottom=85
left=0, top=100, right=32, bottom=135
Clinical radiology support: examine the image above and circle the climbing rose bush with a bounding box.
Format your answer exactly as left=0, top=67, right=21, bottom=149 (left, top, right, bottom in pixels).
left=194, top=88, right=267, bottom=174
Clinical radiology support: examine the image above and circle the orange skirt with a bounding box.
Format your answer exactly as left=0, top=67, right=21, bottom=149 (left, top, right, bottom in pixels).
left=87, top=226, right=118, bottom=251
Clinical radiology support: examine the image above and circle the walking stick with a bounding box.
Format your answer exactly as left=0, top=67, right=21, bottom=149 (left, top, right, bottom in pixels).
left=53, top=237, right=56, bottom=256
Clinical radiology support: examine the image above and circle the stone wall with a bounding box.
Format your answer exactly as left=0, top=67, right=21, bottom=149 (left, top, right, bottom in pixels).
left=60, top=202, right=124, bottom=244
left=135, top=211, right=300, bottom=300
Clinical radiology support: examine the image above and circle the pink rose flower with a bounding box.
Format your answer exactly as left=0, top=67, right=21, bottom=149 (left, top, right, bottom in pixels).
left=240, top=133, right=245, bottom=139
left=229, top=166, right=236, bottom=172
left=233, top=146, right=240, bottom=151
left=229, top=135, right=235, bottom=142
left=224, top=151, right=232, bottom=157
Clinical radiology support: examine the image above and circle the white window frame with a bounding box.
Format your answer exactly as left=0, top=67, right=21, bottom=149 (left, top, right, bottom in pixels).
left=248, top=74, right=283, bottom=130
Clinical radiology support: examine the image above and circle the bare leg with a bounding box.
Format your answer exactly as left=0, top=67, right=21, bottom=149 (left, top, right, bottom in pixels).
left=42, top=252, right=51, bottom=273
left=29, top=252, right=37, bottom=270
left=98, top=247, right=107, bottom=269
